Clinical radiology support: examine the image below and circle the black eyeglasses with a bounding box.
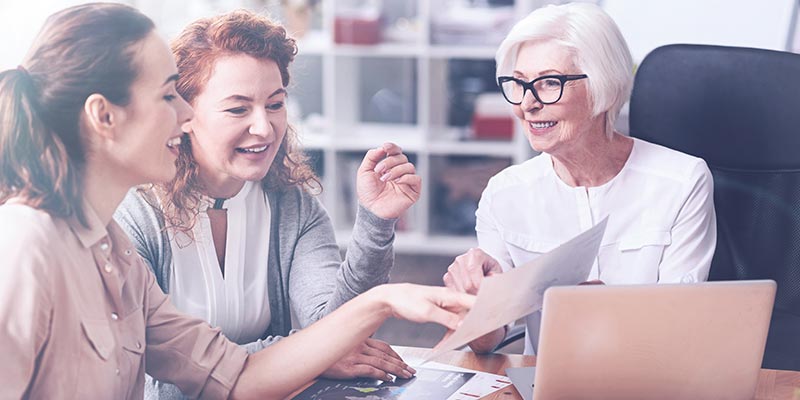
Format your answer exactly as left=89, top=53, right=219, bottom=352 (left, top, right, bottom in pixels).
left=497, top=74, right=588, bottom=105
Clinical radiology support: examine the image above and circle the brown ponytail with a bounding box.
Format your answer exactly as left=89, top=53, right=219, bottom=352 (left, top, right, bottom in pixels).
left=0, top=68, right=79, bottom=219
left=0, top=3, right=154, bottom=223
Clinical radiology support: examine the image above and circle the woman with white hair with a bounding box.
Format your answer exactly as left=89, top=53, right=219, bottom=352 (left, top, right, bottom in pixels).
left=442, top=2, right=717, bottom=355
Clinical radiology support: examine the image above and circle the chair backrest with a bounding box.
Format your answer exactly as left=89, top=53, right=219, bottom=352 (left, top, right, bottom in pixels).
left=629, top=44, right=800, bottom=370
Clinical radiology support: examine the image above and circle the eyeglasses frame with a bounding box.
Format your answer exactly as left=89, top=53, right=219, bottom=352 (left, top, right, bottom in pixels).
left=497, top=74, right=588, bottom=105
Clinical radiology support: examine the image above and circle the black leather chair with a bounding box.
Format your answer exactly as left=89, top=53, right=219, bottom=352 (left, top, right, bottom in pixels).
left=629, top=44, right=800, bottom=371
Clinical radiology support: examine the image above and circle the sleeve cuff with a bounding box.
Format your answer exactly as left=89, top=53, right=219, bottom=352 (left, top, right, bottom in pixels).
left=353, top=204, right=397, bottom=244
left=198, top=344, right=249, bottom=400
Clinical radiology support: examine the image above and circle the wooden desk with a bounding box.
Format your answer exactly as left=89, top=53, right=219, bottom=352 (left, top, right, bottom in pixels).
left=393, top=347, right=800, bottom=400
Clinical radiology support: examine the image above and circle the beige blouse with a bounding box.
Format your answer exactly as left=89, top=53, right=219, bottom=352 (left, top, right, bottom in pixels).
left=0, top=202, right=248, bottom=399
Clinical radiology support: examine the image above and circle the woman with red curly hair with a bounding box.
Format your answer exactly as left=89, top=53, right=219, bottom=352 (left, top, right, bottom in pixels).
left=114, top=10, right=422, bottom=398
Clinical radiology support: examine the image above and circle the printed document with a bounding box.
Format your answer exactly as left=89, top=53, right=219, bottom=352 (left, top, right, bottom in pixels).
left=425, top=217, right=608, bottom=361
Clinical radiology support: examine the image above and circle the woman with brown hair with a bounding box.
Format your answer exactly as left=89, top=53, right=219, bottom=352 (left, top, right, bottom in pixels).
left=113, top=9, right=422, bottom=398
left=0, top=3, right=471, bottom=399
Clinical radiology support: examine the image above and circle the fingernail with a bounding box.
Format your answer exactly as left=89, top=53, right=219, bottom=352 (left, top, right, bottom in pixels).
left=407, top=366, right=417, bottom=375
left=380, top=172, right=391, bottom=182
left=385, top=374, right=394, bottom=382
left=402, top=370, right=413, bottom=379
left=374, top=163, right=384, bottom=174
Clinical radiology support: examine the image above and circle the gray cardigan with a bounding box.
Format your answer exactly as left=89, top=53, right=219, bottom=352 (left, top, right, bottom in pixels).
left=114, top=186, right=396, bottom=399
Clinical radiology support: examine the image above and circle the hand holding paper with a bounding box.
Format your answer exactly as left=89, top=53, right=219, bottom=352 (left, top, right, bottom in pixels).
left=443, top=248, right=504, bottom=295
left=426, top=218, right=609, bottom=361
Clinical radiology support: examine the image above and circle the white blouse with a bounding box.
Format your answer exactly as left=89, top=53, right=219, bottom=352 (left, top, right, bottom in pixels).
left=476, top=138, right=716, bottom=355
left=169, top=181, right=271, bottom=344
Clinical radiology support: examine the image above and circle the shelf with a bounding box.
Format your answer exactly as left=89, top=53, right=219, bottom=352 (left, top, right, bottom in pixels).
left=332, top=43, right=424, bottom=58
left=316, top=44, right=498, bottom=59
left=427, top=127, right=516, bottom=156
left=336, top=230, right=477, bottom=256
left=285, top=0, right=533, bottom=256
left=301, top=125, right=515, bottom=156
left=297, top=36, right=424, bottom=58
left=296, top=30, right=329, bottom=56
left=332, top=124, right=425, bottom=152
left=427, top=138, right=517, bottom=157
left=298, top=130, right=331, bottom=150
left=427, top=45, right=498, bottom=59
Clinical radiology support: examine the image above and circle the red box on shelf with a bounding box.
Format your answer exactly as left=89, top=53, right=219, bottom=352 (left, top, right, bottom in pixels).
left=472, top=93, right=514, bottom=140
left=334, top=17, right=381, bottom=45
left=472, top=115, right=514, bottom=140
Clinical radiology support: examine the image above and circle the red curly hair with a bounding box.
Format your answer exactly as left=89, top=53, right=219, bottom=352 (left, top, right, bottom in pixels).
left=157, top=9, right=320, bottom=233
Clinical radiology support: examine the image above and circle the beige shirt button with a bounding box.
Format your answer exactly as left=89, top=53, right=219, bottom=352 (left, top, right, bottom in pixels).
left=115, top=368, right=120, bottom=376
left=111, top=312, right=119, bottom=321
left=100, top=242, right=109, bottom=252
left=136, top=341, right=142, bottom=349
left=124, top=249, right=132, bottom=256
left=104, top=263, right=113, bottom=273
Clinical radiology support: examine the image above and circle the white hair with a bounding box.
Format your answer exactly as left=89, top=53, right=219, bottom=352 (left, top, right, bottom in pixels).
left=495, top=3, right=633, bottom=136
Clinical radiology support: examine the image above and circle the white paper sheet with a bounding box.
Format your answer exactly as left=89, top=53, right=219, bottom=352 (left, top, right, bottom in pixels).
left=403, top=356, right=513, bottom=400
left=425, top=217, right=608, bottom=361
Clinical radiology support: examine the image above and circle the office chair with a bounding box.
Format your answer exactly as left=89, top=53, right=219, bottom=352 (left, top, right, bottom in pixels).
left=495, top=325, right=525, bottom=352
left=629, top=44, right=800, bottom=371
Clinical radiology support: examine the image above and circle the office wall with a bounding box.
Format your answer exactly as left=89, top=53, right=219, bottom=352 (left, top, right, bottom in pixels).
left=602, top=0, right=797, bottom=63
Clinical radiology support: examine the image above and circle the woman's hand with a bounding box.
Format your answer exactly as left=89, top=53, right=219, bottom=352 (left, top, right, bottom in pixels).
left=357, top=142, right=421, bottom=219
left=320, top=338, right=415, bottom=381
left=443, top=248, right=503, bottom=295
left=230, top=283, right=474, bottom=400
left=442, top=249, right=505, bottom=353
left=374, top=283, right=475, bottom=331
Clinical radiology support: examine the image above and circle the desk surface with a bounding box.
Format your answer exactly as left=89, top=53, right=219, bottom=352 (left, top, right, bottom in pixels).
left=393, top=347, right=800, bottom=400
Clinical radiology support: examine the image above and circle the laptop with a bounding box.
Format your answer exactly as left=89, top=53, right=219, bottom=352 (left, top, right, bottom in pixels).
left=528, top=280, right=776, bottom=400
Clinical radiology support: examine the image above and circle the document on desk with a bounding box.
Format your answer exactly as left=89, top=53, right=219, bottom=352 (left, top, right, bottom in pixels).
left=403, top=355, right=513, bottom=400
left=425, top=217, right=608, bottom=362
left=291, top=367, right=474, bottom=399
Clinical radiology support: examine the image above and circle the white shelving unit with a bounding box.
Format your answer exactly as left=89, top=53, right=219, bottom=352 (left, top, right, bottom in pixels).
left=131, top=0, right=800, bottom=257
left=286, top=0, right=537, bottom=256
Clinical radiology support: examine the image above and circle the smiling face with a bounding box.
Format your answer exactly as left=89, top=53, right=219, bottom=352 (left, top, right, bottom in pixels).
left=512, top=40, right=602, bottom=156
left=110, top=31, right=193, bottom=186
left=183, top=54, right=288, bottom=197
